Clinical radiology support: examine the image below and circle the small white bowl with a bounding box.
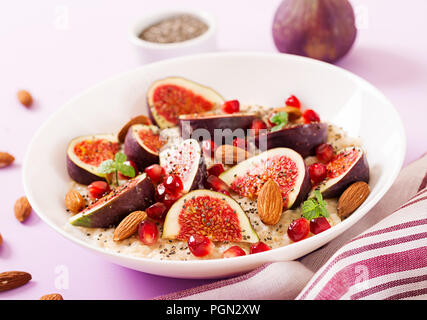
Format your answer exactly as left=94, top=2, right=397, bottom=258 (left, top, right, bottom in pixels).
left=129, top=10, right=217, bottom=62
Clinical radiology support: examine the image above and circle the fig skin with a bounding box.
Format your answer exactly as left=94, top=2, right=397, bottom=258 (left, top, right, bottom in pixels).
left=292, top=166, right=312, bottom=209
left=66, top=156, right=107, bottom=185
left=272, top=0, right=357, bottom=63
left=124, top=125, right=159, bottom=172
left=256, top=123, right=328, bottom=158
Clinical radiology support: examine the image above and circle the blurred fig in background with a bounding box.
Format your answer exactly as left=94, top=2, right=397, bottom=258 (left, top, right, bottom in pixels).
left=272, top=0, right=357, bottom=63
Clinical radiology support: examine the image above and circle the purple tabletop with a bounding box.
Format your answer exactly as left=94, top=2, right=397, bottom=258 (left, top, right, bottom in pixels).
left=1, top=0, right=426, bottom=300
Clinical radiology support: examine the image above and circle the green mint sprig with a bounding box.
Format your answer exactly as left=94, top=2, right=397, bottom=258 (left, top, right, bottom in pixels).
left=301, top=190, right=329, bottom=220
left=269, top=111, right=288, bottom=132
left=98, top=152, right=135, bottom=185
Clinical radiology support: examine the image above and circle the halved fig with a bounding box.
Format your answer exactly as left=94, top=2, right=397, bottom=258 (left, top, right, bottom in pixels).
left=147, top=77, right=225, bottom=129
left=220, top=148, right=311, bottom=209
left=313, top=147, right=369, bottom=198
left=124, top=124, right=165, bottom=171
left=256, top=123, right=328, bottom=158
left=70, top=174, right=154, bottom=228
left=159, top=138, right=206, bottom=192
left=162, top=189, right=259, bottom=243
left=67, top=134, right=120, bottom=185
left=117, top=115, right=152, bottom=143
left=179, top=113, right=257, bottom=142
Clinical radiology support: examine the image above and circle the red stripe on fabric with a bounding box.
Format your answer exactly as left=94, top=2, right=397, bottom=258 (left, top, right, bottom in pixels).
left=153, top=263, right=271, bottom=300
left=313, top=246, right=427, bottom=300
left=385, top=288, right=427, bottom=300
left=350, top=274, right=427, bottom=299
left=417, top=171, right=427, bottom=192
left=392, top=196, right=427, bottom=214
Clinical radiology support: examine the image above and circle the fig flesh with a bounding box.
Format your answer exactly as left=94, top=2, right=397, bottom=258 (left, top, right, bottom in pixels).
left=220, top=148, right=311, bottom=209
left=67, top=134, right=120, bottom=185
left=147, top=77, right=225, bottom=129
left=162, top=189, right=258, bottom=243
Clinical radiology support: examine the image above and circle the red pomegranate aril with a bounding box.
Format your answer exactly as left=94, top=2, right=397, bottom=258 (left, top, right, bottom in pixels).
left=308, top=163, right=327, bottom=183
left=164, top=175, right=184, bottom=194
left=88, top=181, right=110, bottom=199
left=302, top=109, right=320, bottom=123
left=118, top=160, right=138, bottom=179
left=223, top=246, right=246, bottom=258
left=207, top=163, right=225, bottom=177
left=249, top=242, right=271, bottom=254
left=222, top=100, right=240, bottom=114
left=316, top=143, right=334, bottom=163
left=187, top=234, right=214, bottom=257
left=285, top=95, right=301, bottom=109
left=202, top=140, right=217, bottom=159
left=155, top=183, right=167, bottom=202
left=146, top=202, right=168, bottom=221
left=163, top=192, right=182, bottom=209
left=232, top=137, right=247, bottom=150
left=287, top=218, right=310, bottom=242
left=138, top=220, right=159, bottom=245
left=144, top=164, right=165, bottom=185
left=206, top=175, right=232, bottom=194
left=250, top=119, right=268, bottom=135
left=310, top=217, right=331, bottom=235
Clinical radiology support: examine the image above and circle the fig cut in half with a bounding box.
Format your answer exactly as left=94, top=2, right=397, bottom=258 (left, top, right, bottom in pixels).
left=159, top=138, right=206, bottom=193
left=70, top=174, right=154, bottom=228
left=124, top=124, right=165, bottom=171
left=314, top=147, right=369, bottom=198
left=220, top=148, right=311, bottom=209
left=147, top=77, right=225, bottom=129
left=162, top=189, right=259, bottom=243
left=67, top=134, right=120, bottom=185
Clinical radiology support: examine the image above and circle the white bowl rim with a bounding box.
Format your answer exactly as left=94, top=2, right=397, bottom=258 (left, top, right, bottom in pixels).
left=23, top=51, right=406, bottom=268
left=128, top=9, right=217, bottom=50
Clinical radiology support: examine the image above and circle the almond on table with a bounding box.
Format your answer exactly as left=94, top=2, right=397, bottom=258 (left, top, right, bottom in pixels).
left=0, top=152, right=15, bottom=168
left=14, top=196, right=32, bottom=222
left=17, top=90, right=33, bottom=107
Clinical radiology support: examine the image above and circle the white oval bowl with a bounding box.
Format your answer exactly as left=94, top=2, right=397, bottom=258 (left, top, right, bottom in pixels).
left=23, top=52, right=405, bottom=279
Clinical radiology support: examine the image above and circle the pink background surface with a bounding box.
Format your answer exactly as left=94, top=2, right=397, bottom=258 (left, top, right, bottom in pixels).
left=1, top=0, right=426, bottom=299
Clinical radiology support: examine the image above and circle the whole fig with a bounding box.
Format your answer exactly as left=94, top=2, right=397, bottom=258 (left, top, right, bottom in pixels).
left=272, top=0, right=357, bottom=63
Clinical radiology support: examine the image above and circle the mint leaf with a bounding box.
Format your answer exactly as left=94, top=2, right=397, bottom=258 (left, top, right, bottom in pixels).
left=115, top=152, right=127, bottom=164
left=270, top=111, right=288, bottom=132
left=117, top=163, right=136, bottom=178
left=270, top=123, right=287, bottom=132
left=97, top=159, right=116, bottom=174
left=301, top=191, right=329, bottom=220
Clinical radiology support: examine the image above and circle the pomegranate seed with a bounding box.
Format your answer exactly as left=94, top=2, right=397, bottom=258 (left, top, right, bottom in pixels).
left=164, top=175, right=184, bottom=194
left=222, top=100, right=240, bottom=114
left=207, top=163, right=225, bottom=177
left=287, top=218, right=310, bottom=242
left=316, top=143, right=335, bottom=163
left=219, top=189, right=231, bottom=196
left=146, top=202, right=168, bottom=221
left=222, top=246, right=246, bottom=258
left=232, top=137, right=247, bottom=150
left=163, top=192, right=182, bottom=209
left=286, top=95, right=301, bottom=108
left=155, top=183, right=167, bottom=202
left=250, top=119, right=267, bottom=135
left=144, top=164, right=165, bottom=185
left=310, top=217, right=331, bottom=235
left=249, top=242, right=271, bottom=254
left=202, top=140, right=217, bottom=159
left=138, top=220, right=159, bottom=245
left=308, top=163, right=327, bottom=183
left=302, top=109, right=320, bottom=123
left=187, top=234, right=214, bottom=257
left=205, top=175, right=232, bottom=194
left=118, top=160, right=138, bottom=179
left=87, top=181, right=110, bottom=199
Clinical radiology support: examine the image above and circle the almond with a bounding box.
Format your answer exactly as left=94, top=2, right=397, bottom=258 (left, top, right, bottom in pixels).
left=113, top=211, right=147, bottom=241
left=65, top=190, right=85, bottom=214
left=215, top=144, right=249, bottom=165
left=17, top=90, right=33, bottom=107
left=40, top=293, right=64, bottom=300
left=0, top=233, right=3, bottom=247
left=257, top=179, right=283, bottom=225
left=0, top=152, right=15, bottom=168
left=117, top=115, right=152, bottom=143
left=337, top=181, right=370, bottom=219
left=14, top=196, right=32, bottom=222
left=0, top=271, right=32, bottom=292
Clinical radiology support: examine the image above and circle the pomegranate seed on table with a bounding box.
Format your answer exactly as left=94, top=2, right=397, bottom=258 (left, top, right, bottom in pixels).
left=144, top=164, right=165, bottom=184
left=202, top=140, right=217, bottom=159
left=207, top=163, right=225, bottom=177
left=285, top=95, right=301, bottom=109
left=302, top=109, right=320, bottom=123
left=310, top=217, right=331, bottom=235
left=222, top=246, right=246, bottom=258
left=222, top=100, right=240, bottom=114
left=308, top=163, right=327, bottom=184
left=164, top=175, right=184, bottom=194
left=118, top=160, right=138, bottom=179
left=315, top=143, right=335, bottom=163
left=187, top=234, right=214, bottom=257
left=146, top=202, right=168, bottom=221
left=87, top=181, right=110, bottom=199
left=138, top=220, right=159, bottom=245
left=249, top=242, right=271, bottom=254
left=205, top=175, right=232, bottom=195
left=287, top=218, right=310, bottom=242
left=250, top=119, right=268, bottom=135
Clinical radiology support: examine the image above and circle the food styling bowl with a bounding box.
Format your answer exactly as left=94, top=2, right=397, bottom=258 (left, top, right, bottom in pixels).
left=23, top=52, right=406, bottom=279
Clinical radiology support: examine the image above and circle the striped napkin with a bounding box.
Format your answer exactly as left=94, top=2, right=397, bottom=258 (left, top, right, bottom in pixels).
left=157, top=154, right=427, bottom=300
